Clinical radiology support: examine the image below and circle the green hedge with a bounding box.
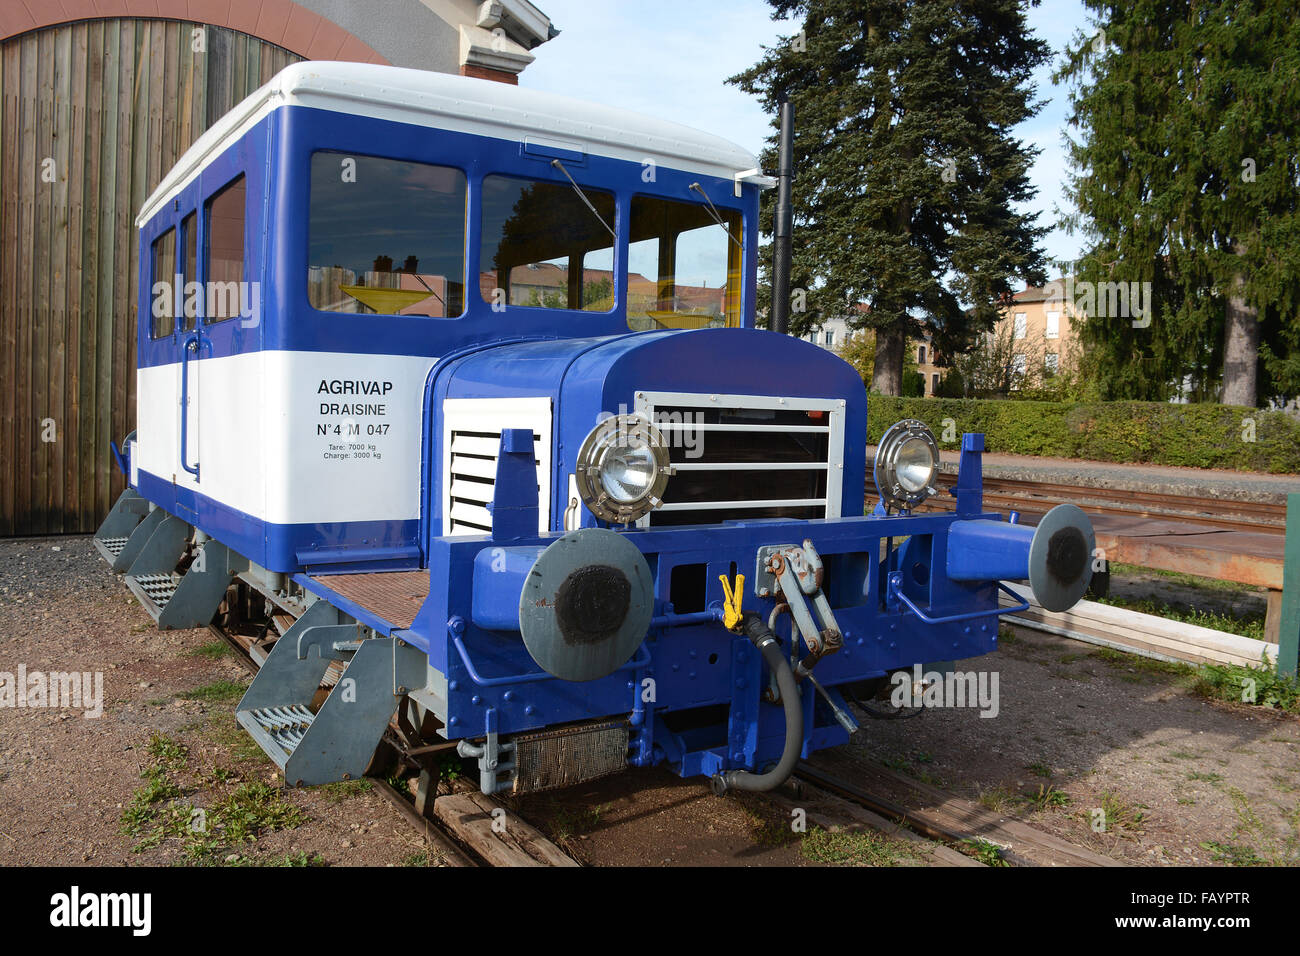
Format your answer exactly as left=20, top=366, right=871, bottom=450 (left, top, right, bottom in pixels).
left=867, top=396, right=1300, bottom=474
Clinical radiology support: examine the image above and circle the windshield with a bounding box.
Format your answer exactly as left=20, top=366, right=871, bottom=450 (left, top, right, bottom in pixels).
left=627, top=195, right=742, bottom=331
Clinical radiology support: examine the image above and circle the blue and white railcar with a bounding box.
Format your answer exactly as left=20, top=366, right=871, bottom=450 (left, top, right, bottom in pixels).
left=96, top=62, right=1095, bottom=795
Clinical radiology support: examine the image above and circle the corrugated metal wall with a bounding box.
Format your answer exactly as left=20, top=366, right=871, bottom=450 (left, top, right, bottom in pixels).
left=0, top=19, right=301, bottom=536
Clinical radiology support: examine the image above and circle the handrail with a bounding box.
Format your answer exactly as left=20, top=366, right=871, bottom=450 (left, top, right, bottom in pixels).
left=892, top=582, right=1030, bottom=626
left=180, top=332, right=200, bottom=480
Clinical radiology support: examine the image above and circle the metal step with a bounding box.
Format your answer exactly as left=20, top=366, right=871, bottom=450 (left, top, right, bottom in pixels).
left=95, top=535, right=130, bottom=559
left=128, top=572, right=179, bottom=618
left=237, top=705, right=317, bottom=768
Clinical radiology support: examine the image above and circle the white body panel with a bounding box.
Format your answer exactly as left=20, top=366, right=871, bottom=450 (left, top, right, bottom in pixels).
left=138, top=61, right=760, bottom=227
left=136, top=351, right=438, bottom=526
left=441, top=396, right=553, bottom=536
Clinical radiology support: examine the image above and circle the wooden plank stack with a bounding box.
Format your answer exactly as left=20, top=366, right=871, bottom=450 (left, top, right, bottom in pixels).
left=999, top=582, right=1278, bottom=669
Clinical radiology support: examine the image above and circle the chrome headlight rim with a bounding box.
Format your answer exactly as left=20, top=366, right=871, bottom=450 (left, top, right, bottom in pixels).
left=874, top=419, right=940, bottom=512
left=575, top=414, right=672, bottom=524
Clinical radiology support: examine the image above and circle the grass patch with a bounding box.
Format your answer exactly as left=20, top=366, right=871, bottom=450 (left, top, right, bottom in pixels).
left=1108, top=562, right=1252, bottom=594
left=179, top=679, right=248, bottom=704
left=1189, top=659, right=1300, bottom=713
left=183, top=640, right=234, bottom=660
left=1092, top=646, right=1190, bottom=677
left=1098, top=595, right=1266, bottom=642
left=800, top=827, right=916, bottom=866
left=319, top=779, right=373, bottom=804
left=1025, top=762, right=1053, bottom=779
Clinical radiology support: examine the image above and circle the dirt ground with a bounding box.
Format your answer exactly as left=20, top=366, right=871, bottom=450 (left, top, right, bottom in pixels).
left=1, top=534, right=1296, bottom=867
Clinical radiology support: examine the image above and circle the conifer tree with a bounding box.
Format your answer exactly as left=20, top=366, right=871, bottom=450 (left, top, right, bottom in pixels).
left=1058, top=1, right=1300, bottom=405
left=731, top=0, right=1052, bottom=394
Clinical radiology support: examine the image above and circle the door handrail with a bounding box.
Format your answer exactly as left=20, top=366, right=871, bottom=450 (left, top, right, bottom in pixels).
left=180, top=332, right=201, bottom=481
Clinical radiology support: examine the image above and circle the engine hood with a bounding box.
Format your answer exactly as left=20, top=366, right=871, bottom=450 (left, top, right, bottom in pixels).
left=435, top=327, right=869, bottom=528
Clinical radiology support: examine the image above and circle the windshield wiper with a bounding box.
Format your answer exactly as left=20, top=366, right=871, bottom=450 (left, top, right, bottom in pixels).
left=689, top=183, right=744, bottom=250
left=551, top=159, right=616, bottom=240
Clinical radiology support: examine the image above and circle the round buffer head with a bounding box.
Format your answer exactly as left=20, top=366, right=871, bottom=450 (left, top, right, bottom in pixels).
left=1028, top=503, right=1096, bottom=613
left=519, top=528, right=654, bottom=682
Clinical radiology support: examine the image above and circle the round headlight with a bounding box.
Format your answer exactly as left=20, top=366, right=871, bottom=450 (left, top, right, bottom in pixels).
left=575, top=414, right=672, bottom=524
left=874, top=419, right=940, bottom=512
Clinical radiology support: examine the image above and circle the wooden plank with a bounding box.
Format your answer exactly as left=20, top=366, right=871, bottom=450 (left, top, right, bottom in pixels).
left=95, top=18, right=123, bottom=526
left=17, top=33, right=38, bottom=535
left=810, top=751, right=1125, bottom=867
left=32, top=28, right=54, bottom=534
left=1001, top=584, right=1278, bottom=668
left=764, top=787, right=983, bottom=867
left=49, top=26, right=72, bottom=533
left=432, top=792, right=579, bottom=867
left=0, top=42, right=17, bottom=534
left=63, top=23, right=88, bottom=532
left=76, top=19, right=103, bottom=531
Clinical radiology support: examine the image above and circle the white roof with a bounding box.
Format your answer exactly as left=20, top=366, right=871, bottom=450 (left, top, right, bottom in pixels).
left=138, top=61, right=761, bottom=226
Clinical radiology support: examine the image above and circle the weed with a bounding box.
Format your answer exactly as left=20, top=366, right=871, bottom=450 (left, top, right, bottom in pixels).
left=179, top=679, right=248, bottom=704
left=800, top=827, right=915, bottom=866
left=964, top=838, right=1009, bottom=867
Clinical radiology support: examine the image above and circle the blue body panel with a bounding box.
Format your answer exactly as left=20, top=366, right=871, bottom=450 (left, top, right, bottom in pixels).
left=133, top=104, right=759, bottom=574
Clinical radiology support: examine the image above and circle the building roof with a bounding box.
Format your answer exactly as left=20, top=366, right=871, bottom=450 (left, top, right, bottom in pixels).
left=139, top=61, right=761, bottom=226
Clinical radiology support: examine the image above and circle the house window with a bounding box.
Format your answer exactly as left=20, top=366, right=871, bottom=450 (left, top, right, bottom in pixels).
left=1012, top=353, right=1026, bottom=376
left=824, top=330, right=834, bottom=347
left=310, top=155, right=465, bottom=316
left=150, top=228, right=176, bottom=339
left=206, top=174, right=247, bottom=322
left=1045, top=310, right=1060, bottom=339
left=918, top=344, right=926, bottom=364
left=931, top=373, right=940, bottom=394
left=1013, top=312, right=1027, bottom=339
left=1045, top=352, right=1059, bottom=374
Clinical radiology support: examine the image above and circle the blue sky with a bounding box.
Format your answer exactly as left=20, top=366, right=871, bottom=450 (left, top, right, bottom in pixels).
left=521, top=0, right=1097, bottom=280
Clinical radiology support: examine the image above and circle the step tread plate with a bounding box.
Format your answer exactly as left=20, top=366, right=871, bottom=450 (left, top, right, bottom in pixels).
left=236, top=705, right=317, bottom=768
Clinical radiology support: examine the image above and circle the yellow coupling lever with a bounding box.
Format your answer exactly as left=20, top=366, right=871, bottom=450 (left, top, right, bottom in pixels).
left=719, top=572, right=746, bottom=632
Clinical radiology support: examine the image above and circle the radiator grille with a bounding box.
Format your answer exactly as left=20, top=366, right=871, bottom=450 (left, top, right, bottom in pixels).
left=637, top=392, right=843, bottom=527
left=512, top=719, right=629, bottom=793
left=446, top=429, right=543, bottom=536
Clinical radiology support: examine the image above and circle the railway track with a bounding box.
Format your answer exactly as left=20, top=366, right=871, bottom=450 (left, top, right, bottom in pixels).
left=210, top=603, right=1118, bottom=868
left=923, top=473, right=1288, bottom=534
left=790, top=757, right=1124, bottom=867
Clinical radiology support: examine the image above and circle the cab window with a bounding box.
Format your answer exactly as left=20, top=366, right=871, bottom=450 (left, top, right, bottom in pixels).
left=205, top=174, right=247, bottom=322
left=150, top=227, right=176, bottom=339
left=308, top=153, right=466, bottom=317
left=479, top=174, right=616, bottom=311
left=627, top=195, right=742, bottom=330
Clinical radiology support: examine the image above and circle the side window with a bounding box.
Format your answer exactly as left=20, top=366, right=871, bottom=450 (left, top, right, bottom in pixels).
left=479, top=175, right=616, bottom=312
left=308, top=153, right=466, bottom=316
left=627, top=195, right=742, bottom=331
left=180, top=211, right=198, bottom=331
left=150, top=227, right=176, bottom=339
left=205, top=174, right=246, bottom=322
